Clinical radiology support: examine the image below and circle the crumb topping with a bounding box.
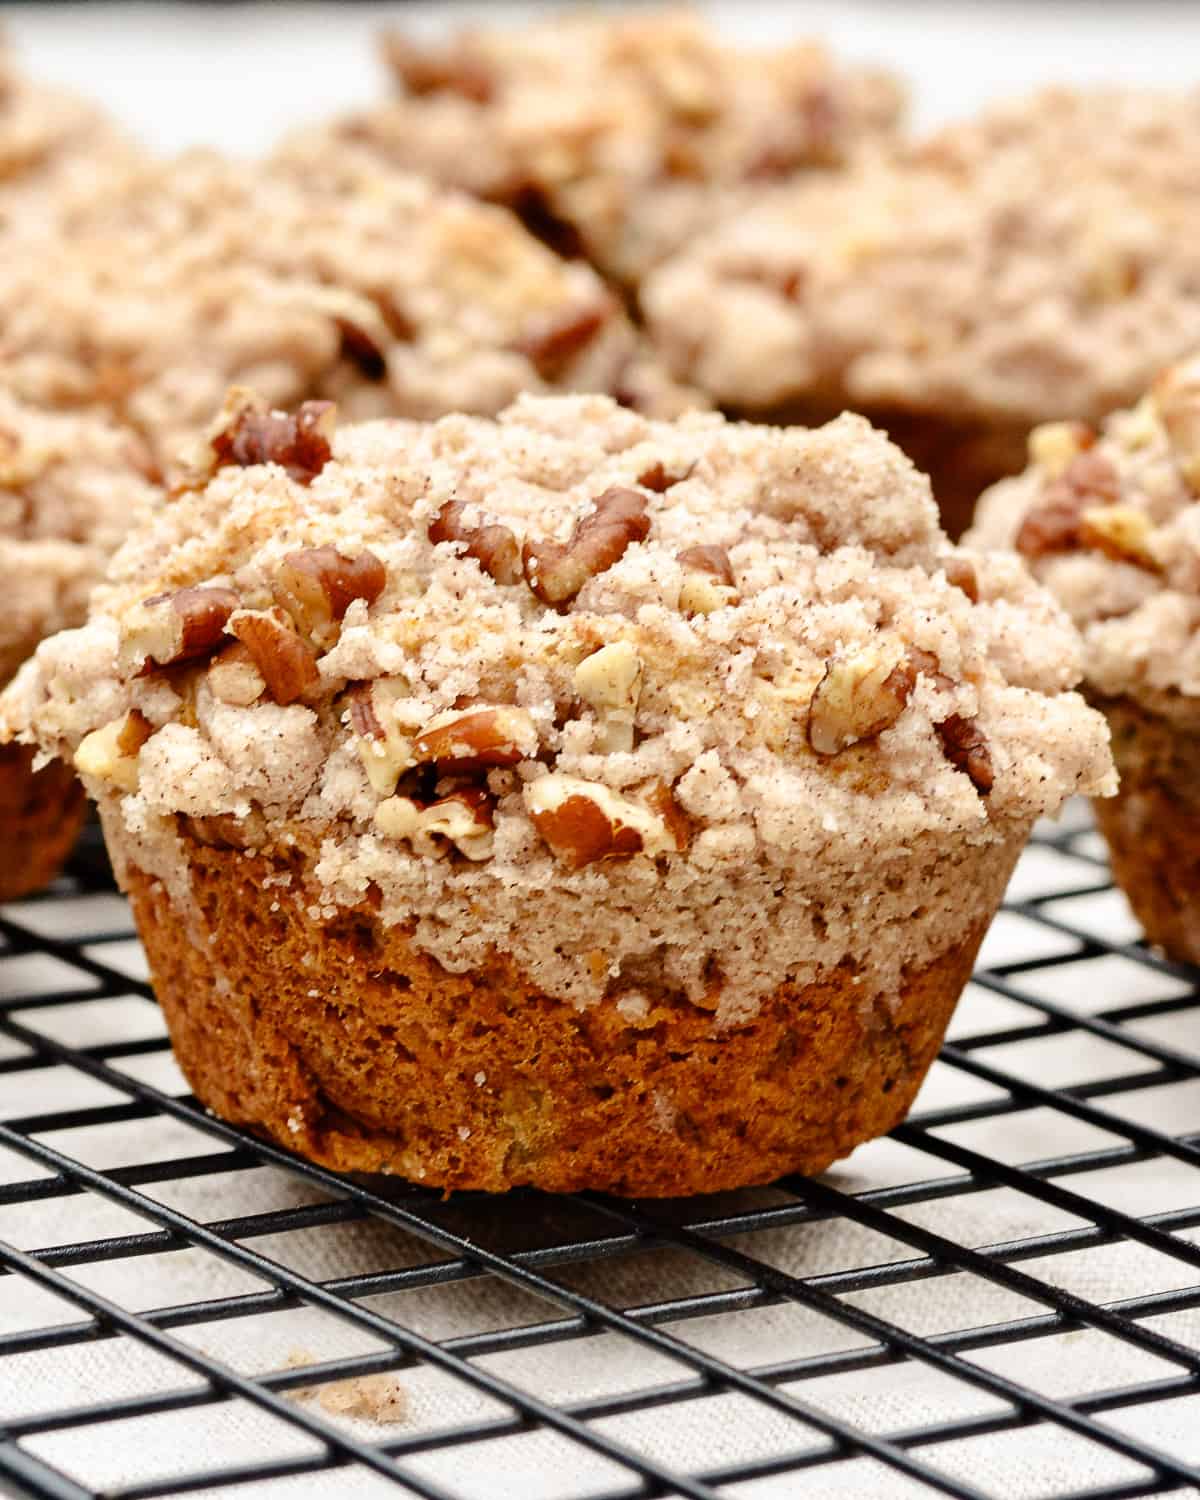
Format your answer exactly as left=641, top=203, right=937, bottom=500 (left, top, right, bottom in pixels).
left=970, top=352, right=1200, bottom=707
left=279, top=7, right=903, bottom=289
left=0, top=394, right=159, bottom=684
left=0, top=147, right=700, bottom=473
left=3, top=395, right=1111, bottom=1015
left=644, top=88, right=1200, bottom=423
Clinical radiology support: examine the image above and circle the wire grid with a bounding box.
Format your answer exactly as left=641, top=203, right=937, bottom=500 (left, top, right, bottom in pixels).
left=0, top=807, right=1198, bottom=1500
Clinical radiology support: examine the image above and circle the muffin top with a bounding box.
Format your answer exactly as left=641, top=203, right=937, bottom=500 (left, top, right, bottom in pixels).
left=643, top=88, right=1200, bottom=423
left=0, top=148, right=697, bottom=471
left=970, top=353, right=1200, bottom=708
left=0, top=45, right=142, bottom=238
left=284, top=8, right=902, bottom=290
left=4, top=394, right=1110, bottom=1012
left=0, top=393, right=159, bottom=685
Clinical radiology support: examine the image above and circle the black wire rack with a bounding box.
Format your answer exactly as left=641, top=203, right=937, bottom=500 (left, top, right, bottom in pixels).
left=1, top=804, right=1198, bottom=1500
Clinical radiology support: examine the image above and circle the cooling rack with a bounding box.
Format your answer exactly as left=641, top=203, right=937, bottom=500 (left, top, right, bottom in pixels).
left=1, top=805, right=1198, bottom=1500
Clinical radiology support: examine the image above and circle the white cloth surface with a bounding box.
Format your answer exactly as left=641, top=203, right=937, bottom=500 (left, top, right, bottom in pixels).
left=1, top=4, right=1200, bottom=1495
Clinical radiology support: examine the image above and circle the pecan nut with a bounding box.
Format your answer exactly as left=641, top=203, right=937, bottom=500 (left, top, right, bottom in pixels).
left=525, top=774, right=679, bottom=869
left=74, top=710, right=153, bottom=793
left=1153, top=357, right=1200, bottom=494
left=807, top=643, right=915, bottom=756
left=677, top=545, right=737, bottom=616
left=228, top=609, right=321, bottom=706
left=516, top=300, right=613, bottom=381
left=206, top=640, right=266, bottom=706
left=574, top=641, right=642, bottom=754
left=428, top=502, right=521, bottom=586
left=1016, top=451, right=1120, bottom=560
left=118, top=586, right=240, bottom=673
left=936, top=714, right=994, bottom=795
left=1077, top=505, right=1161, bottom=571
left=374, top=787, right=495, bottom=860
left=345, top=679, right=413, bottom=794
left=412, top=705, right=538, bottom=772
left=272, top=546, right=387, bottom=647
left=209, top=389, right=336, bottom=485
left=523, top=488, right=650, bottom=607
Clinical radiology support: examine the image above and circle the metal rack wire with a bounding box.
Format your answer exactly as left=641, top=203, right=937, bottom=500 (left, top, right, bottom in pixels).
left=1, top=806, right=1198, bottom=1500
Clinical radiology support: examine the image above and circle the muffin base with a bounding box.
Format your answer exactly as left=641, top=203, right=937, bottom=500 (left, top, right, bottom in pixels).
left=1091, top=694, right=1200, bottom=964
left=117, top=822, right=997, bottom=1195
left=0, top=744, right=87, bottom=904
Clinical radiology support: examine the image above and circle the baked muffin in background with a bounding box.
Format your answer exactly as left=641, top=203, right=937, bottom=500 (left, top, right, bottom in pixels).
left=643, top=88, right=1200, bottom=537
left=0, top=395, right=159, bottom=902
left=0, top=148, right=701, bottom=478
left=0, top=42, right=143, bottom=239
left=970, top=354, right=1200, bottom=963
left=2, top=391, right=1112, bottom=1192
left=279, top=7, right=903, bottom=294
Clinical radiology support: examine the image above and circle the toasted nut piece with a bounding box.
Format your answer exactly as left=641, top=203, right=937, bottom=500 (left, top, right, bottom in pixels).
left=209, top=388, right=336, bottom=485
left=74, top=710, right=152, bottom=793
left=1078, top=505, right=1161, bottom=571
left=807, top=643, right=915, bottom=756
left=942, top=556, right=979, bottom=602
left=374, top=788, right=495, bottom=861
left=1015, top=451, right=1121, bottom=559
left=118, top=586, right=240, bottom=673
left=228, top=608, right=320, bottom=706
left=207, top=641, right=266, bottom=706
left=428, top=502, right=521, bottom=585
left=516, top=300, right=614, bottom=381
left=936, top=714, right=994, bottom=794
left=1153, top=357, right=1200, bottom=494
left=336, top=315, right=387, bottom=380
left=637, top=461, right=689, bottom=493
left=526, top=774, right=678, bottom=869
left=1027, top=421, right=1095, bottom=479
left=574, top=641, right=642, bottom=753
left=272, top=546, right=387, bottom=647
left=907, top=646, right=955, bottom=693
left=523, top=488, right=650, bottom=607
left=677, top=545, right=737, bottom=615
left=345, top=679, right=413, bottom=795
left=413, top=705, right=539, bottom=772
left=384, top=30, right=494, bottom=102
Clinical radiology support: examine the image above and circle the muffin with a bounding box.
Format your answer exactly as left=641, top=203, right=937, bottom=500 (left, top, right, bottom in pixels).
left=0, top=43, right=142, bottom=238
left=643, top=88, right=1200, bottom=536
left=0, top=148, right=700, bottom=475
left=971, top=354, right=1200, bottom=962
left=279, top=8, right=903, bottom=293
left=2, top=392, right=1111, bottom=1193
left=0, top=395, right=159, bottom=902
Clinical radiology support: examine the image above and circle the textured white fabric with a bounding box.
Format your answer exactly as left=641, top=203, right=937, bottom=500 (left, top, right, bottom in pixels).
left=3, top=6, right=1200, bottom=1494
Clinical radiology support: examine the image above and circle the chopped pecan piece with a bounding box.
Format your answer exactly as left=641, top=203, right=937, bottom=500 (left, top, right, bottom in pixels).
left=210, top=392, right=336, bottom=485
left=413, top=705, right=539, bottom=772
left=428, top=502, right=521, bottom=585
left=807, top=644, right=915, bottom=756
left=374, top=787, right=495, bottom=860
left=207, top=641, right=266, bottom=706
left=1077, top=505, right=1161, bottom=571
left=119, top=586, right=239, bottom=673
left=636, top=461, right=689, bottom=493
left=574, top=641, right=642, bottom=753
left=1015, top=451, right=1120, bottom=559
left=336, top=316, right=387, bottom=380
left=523, top=488, right=650, bottom=607
left=526, top=775, right=678, bottom=869
left=345, top=679, right=413, bottom=795
left=74, top=710, right=153, bottom=793
left=942, top=556, right=979, bottom=602
left=936, top=715, right=994, bottom=795
left=272, top=547, right=387, bottom=647
left=677, top=545, right=738, bottom=615
left=228, top=609, right=321, bottom=706
left=1153, top=357, right=1200, bottom=494
left=516, top=300, right=613, bottom=381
